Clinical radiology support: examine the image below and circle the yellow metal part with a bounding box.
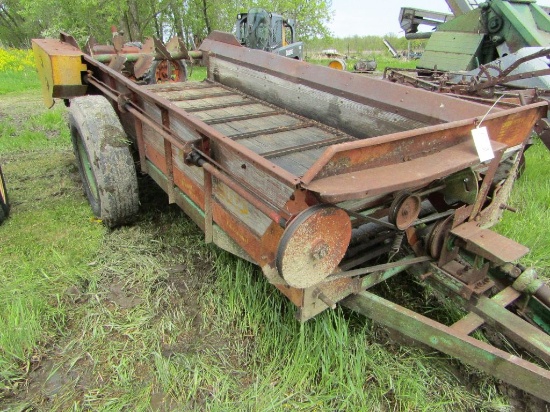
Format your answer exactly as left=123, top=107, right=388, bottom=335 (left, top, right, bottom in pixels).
left=32, top=38, right=88, bottom=108
left=327, top=58, right=346, bottom=71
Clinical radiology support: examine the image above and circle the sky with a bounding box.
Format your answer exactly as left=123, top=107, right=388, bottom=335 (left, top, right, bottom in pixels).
left=328, top=0, right=550, bottom=37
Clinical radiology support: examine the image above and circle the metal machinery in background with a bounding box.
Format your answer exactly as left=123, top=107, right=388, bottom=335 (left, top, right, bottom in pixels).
left=86, top=31, right=190, bottom=85
left=32, top=29, right=550, bottom=401
left=235, top=8, right=303, bottom=59
left=391, top=0, right=550, bottom=148
left=77, top=8, right=303, bottom=91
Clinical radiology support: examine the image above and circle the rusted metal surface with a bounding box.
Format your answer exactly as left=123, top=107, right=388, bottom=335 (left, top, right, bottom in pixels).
left=304, top=140, right=507, bottom=202
left=81, top=59, right=302, bottom=188
left=32, top=32, right=550, bottom=400
left=276, top=205, right=351, bottom=288
left=385, top=64, right=550, bottom=152
left=205, top=37, right=503, bottom=121
left=451, top=221, right=529, bottom=264
left=301, top=104, right=545, bottom=184
left=83, top=30, right=200, bottom=83
left=189, top=153, right=288, bottom=227
left=388, top=193, right=421, bottom=230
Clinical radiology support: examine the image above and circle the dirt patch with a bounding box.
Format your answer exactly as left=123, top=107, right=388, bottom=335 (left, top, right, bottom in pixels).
left=500, top=385, right=549, bottom=412
left=106, top=281, right=144, bottom=309
left=150, top=390, right=178, bottom=411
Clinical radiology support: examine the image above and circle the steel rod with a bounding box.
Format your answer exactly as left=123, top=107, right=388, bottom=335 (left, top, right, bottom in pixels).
left=199, top=161, right=287, bottom=227
left=343, top=291, right=550, bottom=402
left=93, top=50, right=203, bottom=63
left=330, top=255, right=431, bottom=280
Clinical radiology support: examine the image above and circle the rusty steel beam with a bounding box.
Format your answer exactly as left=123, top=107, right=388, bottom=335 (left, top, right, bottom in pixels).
left=343, top=291, right=550, bottom=402
left=92, top=50, right=203, bottom=64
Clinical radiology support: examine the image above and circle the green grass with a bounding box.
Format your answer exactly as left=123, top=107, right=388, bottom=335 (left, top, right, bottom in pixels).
left=0, top=65, right=546, bottom=411
left=188, top=65, right=207, bottom=82
left=0, top=71, right=40, bottom=95
left=0, top=148, right=106, bottom=388
left=495, top=139, right=550, bottom=278
left=306, top=54, right=418, bottom=72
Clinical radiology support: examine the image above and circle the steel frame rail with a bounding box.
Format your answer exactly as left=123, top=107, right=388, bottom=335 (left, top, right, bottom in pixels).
left=343, top=290, right=550, bottom=402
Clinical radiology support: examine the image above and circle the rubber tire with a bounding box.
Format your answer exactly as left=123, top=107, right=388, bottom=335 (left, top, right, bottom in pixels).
left=69, top=95, right=139, bottom=228
left=147, top=60, right=188, bottom=84
left=0, top=165, right=9, bottom=224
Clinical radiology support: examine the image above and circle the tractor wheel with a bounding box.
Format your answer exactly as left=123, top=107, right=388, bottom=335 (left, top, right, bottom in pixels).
left=148, top=59, right=188, bottom=84
left=69, top=95, right=139, bottom=227
left=0, top=165, right=9, bottom=224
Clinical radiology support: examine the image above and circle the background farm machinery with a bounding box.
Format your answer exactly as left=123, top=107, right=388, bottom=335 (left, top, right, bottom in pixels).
left=234, top=8, right=303, bottom=59
left=75, top=8, right=302, bottom=92
left=389, top=0, right=550, bottom=149
left=32, top=26, right=550, bottom=401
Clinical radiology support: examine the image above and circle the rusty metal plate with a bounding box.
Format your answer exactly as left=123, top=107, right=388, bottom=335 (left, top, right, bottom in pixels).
left=451, top=221, right=529, bottom=264
left=276, top=205, right=351, bottom=288
left=134, top=55, right=155, bottom=79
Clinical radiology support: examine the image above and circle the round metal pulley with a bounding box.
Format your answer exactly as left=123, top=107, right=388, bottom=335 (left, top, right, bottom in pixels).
left=389, top=192, right=421, bottom=230
left=426, top=215, right=453, bottom=259
left=276, top=204, right=351, bottom=289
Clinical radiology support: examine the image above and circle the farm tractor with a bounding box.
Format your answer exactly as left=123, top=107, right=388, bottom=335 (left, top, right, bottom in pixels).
left=235, top=8, right=303, bottom=59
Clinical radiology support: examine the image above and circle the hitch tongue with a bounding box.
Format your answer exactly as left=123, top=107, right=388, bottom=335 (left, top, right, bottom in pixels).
left=513, top=267, right=550, bottom=307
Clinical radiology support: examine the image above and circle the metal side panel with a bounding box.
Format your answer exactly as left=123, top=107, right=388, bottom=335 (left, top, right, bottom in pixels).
left=201, top=33, right=496, bottom=125
left=207, top=57, right=427, bottom=138
left=301, top=102, right=546, bottom=185
left=418, top=31, right=484, bottom=71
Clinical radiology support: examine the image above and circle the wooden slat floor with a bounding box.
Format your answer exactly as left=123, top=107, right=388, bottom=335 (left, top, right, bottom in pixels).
left=145, top=80, right=357, bottom=176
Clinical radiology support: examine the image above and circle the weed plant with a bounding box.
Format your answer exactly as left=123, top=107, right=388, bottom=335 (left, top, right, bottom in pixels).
left=496, top=139, right=550, bottom=279
left=0, top=61, right=544, bottom=411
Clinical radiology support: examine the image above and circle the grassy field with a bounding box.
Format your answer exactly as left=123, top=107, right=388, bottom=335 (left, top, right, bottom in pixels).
left=0, top=55, right=549, bottom=411
left=306, top=54, right=418, bottom=72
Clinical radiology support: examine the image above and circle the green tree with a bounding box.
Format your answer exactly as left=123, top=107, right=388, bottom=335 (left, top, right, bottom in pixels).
left=0, top=0, right=42, bottom=47
left=241, top=0, right=332, bottom=41
left=0, top=0, right=333, bottom=48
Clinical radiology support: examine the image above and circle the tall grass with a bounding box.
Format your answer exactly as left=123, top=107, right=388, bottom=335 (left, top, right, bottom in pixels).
left=0, top=49, right=39, bottom=95
left=0, top=149, right=106, bottom=387
left=496, top=139, right=550, bottom=279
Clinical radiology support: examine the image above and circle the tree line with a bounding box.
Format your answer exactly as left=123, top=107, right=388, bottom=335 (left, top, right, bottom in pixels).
left=0, top=0, right=425, bottom=55
left=0, top=0, right=332, bottom=48
left=307, top=34, right=426, bottom=55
